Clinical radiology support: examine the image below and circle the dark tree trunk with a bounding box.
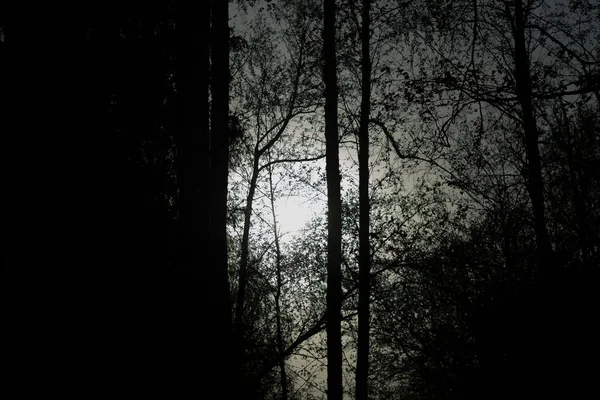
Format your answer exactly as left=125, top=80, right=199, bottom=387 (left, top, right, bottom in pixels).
left=233, top=154, right=259, bottom=397
left=235, top=156, right=260, bottom=340
left=209, top=0, right=238, bottom=393
left=5, top=1, right=240, bottom=396
left=356, top=1, right=371, bottom=399
left=512, top=5, right=560, bottom=397
left=268, top=162, right=290, bottom=400
left=174, top=1, right=210, bottom=274
left=512, top=0, right=553, bottom=274
left=560, top=103, right=591, bottom=263
left=324, top=0, right=343, bottom=399
left=170, top=0, right=223, bottom=395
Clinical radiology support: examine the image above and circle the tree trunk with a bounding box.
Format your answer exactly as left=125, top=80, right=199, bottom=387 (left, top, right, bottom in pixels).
left=356, top=1, right=371, bottom=399
left=235, top=156, right=260, bottom=340
left=209, top=0, right=237, bottom=394
left=233, top=154, right=260, bottom=397
left=512, top=5, right=558, bottom=397
left=512, top=0, right=553, bottom=275
left=560, top=103, right=591, bottom=263
left=174, top=1, right=210, bottom=275
left=267, top=161, right=289, bottom=400
left=324, top=0, right=343, bottom=399
left=172, top=0, right=237, bottom=395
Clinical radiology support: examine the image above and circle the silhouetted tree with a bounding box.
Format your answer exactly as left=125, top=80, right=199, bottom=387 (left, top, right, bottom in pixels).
left=324, top=0, right=344, bottom=399
left=356, top=0, right=372, bottom=398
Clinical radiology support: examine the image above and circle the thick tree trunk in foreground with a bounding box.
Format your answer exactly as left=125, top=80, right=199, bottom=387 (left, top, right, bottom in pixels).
left=174, top=0, right=210, bottom=274
left=209, top=0, right=238, bottom=393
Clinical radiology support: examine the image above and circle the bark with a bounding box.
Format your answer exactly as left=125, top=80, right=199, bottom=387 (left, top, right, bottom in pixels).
left=356, top=0, right=371, bottom=399
left=324, top=0, right=343, bottom=399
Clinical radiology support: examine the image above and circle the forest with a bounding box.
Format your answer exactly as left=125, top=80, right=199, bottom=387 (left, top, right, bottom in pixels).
left=3, top=0, right=599, bottom=399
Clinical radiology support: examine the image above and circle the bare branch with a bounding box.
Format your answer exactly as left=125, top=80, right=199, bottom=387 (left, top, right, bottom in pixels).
left=258, top=153, right=326, bottom=173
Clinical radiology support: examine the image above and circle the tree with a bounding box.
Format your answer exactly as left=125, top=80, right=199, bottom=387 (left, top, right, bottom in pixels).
left=358, top=0, right=599, bottom=397
left=208, top=0, right=239, bottom=392
left=228, top=3, right=324, bottom=394
left=266, top=156, right=291, bottom=400
left=5, top=0, right=240, bottom=396
left=324, top=0, right=344, bottom=399
left=356, top=0, right=372, bottom=398
left=512, top=0, right=553, bottom=276
left=231, top=8, right=320, bottom=341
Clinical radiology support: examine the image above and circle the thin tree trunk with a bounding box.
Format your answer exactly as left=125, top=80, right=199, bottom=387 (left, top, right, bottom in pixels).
left=324, top=0, right=343, bottom=399
left=560, top=103, right=590, bottom=262
left=512, top=0, right=553, bottom=275
left=512, top=7, right=557, bottom=397
left=356, top=0, right=371, bottom=399
left=234, top=154, right=259, bottom=397
left=235, top=45, right=305, bottom=339
left=235, top=156, right=259, bottom=337
left=234, top=31, right=309, bottom=393
left=267, top=160, right=289, bottom=400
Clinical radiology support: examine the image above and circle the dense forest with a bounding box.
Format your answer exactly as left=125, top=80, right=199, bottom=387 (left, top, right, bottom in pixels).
left=3, top=0, right=599, bottom=399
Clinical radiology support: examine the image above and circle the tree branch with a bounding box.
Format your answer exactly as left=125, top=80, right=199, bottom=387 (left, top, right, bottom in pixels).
left=258, top=153, right=326, bottom=173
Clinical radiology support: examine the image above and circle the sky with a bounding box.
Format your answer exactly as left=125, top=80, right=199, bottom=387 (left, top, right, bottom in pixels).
left=276, top=195, right=321, bottom=237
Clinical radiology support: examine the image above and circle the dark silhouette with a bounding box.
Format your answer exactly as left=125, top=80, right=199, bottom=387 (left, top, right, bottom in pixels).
left=5, top=1, right=239, bottom=396
left=324, top=0, right=344, bottom=399
left=356, top=1, right=372, bottom=400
